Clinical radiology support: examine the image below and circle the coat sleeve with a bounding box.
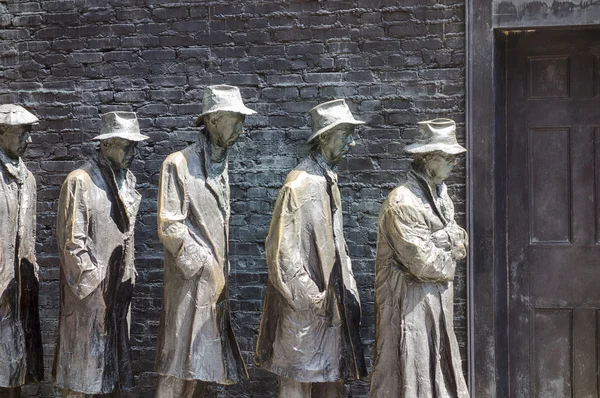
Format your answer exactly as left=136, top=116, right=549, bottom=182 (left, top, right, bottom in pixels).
left=157, top=155, right=213, bottom=279
left=381, top=203, right=456, bottom=282
left=59, top=174, right=102, bottom=300
left=266, top=184, right=322, bottom=310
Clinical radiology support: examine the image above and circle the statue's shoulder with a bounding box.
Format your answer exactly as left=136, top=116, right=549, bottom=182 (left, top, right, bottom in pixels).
left=384, top=182, right=423, bottom=211
left=163, top=144, right=196, bottom=168
left=285, top=163, right=324, bottom=192
left=283, top=168, right=310, bottom=191
left=63, top=164, right=94, bottom=191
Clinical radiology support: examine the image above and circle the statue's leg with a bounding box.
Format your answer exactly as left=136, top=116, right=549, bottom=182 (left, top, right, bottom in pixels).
left=311, top=380, right=344, bottom=398
left=0, top=387, right=21, bottom=397
left=155, top=375, right=196, bottom=398
left=278, top=377, right=310, bottom=398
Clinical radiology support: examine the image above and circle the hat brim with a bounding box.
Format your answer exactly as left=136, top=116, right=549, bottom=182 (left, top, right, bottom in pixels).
left=307, top=119, right=365, bottom=143
left=404, top=143, right=466, bottom=155
left=195, top=106, right=257, bottom=126
left=92, top=132, right=150, bottom=141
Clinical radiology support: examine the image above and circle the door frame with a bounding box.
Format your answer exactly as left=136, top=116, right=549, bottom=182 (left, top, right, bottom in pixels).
left=466, top=3, right=508, bottom=395
left=466, top=2, right=600, bottom=396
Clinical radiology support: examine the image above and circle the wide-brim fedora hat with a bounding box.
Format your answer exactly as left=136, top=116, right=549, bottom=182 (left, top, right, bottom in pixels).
left=0, top=104, right=39, bottom=126
left=195, top=85, right=256, bottom=126
left=405, top=118, right=466, bottom=155
left=93, top=111, right=149, bottom=141
left=307, top=99, right=365, bottom=143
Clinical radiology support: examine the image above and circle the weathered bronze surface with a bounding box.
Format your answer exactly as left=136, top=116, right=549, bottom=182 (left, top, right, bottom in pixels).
left=53, top=112, right=148, bottom=395
left=0, top=105, right=43, bottom=397
left=255, top=99, right=367, bottom=397
left=369, top=119, right=469, bottom=398
left=154, top=85, right=255, bottom=397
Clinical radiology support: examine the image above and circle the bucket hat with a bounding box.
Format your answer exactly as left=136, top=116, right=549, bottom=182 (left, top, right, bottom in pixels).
left=195, top=85, right=256, bottom=126
left=307, top=99, right=365, bottom=143
left=405, top=118, right=466, bottom=155
left=92, top=112, right=149, bottom=141
left=0, top=104, right=39, bottom=126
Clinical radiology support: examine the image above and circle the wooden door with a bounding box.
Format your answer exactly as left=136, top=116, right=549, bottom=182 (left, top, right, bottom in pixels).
left=506, top=29, right=600, bottom=398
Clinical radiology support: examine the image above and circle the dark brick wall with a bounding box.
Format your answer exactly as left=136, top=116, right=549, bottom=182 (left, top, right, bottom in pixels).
left=0, top=1, right=466, bottom=396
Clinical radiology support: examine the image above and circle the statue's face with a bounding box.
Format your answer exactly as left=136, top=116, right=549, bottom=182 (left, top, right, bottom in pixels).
left=423, top=152, right=457, bottom=183
left=0, top=125, right=31, bottom=159
left=317, top=124, right=356, bottom=165
left=101, top=138, right=138, bottom=170
left=206, top=111, right=245, bottom=148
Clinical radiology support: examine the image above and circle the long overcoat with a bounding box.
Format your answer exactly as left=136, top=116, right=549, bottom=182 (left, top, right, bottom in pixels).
left=255, top=153, right=367, bottom=383
left=369, top=169, right=469, bottom=398
left=0, top=149, right=43, bottom=388
left=155, top=132, right=246, bottom=384
left=53, top=157, right=141, bottom=395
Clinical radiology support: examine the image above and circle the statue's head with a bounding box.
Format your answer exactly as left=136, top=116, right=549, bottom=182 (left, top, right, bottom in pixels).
left=406, top=118, right=466, bottom=184
left=0, top=104, right=39, bottom=160
left=308, top=99, right=365, bottom=165
left=196, top=85, right=256, bottom=149
left=93, top=112, right=149, bottom=170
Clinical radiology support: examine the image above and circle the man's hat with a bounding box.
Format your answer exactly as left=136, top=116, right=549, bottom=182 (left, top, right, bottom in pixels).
left=195, top=85, right=256, bottom=126
left=404, top=118, right=466, bottom=155
left=92, top=112, right=149, bottom=142
left=307, top=99, right=365, bottom=143
left=0, top=104, right=39, bottom=126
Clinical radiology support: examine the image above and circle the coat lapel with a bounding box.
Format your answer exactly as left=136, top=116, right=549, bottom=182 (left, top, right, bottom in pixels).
left=95, top=157, right=131, bottom=233
left=410, top=170, right=449, bottom=225
left=198, top=134, right=230, bottom=218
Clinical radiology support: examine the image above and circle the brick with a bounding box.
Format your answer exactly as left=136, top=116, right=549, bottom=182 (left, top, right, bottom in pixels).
left=35, top=27, right=64, bottom=39
left=304, top=72, right=343, bottom=83
left=153, top=6, right=188, bottom=20
left=116, top=7, right=151, bottom=21
left=81, top=10, right=114, bottom=23
left=159, top=35, right=195, bottom=47
left=383, top=10, right=412, bottom=21
left=114, top=90, right=146, bottom=102
left=261, top=87, right=299, bottom=100
left=12, top=14, right=43, bottom=27
left=389, top=22, right=427, bottom=37
left=103, top=51, right=137, bottom=62
left=69, top=52, right=103, bottom=64
left=45, top=12, right=80, bottom=26
left=287, top=43, right=324, bottom=55
left=402, top=38, right=443, bottom=51
left=121, top=35, right=159, bottom=48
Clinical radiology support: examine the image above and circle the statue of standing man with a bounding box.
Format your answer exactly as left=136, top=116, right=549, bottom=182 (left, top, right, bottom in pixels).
left=255, top=99, right=367, bottom=398
left=0, top=105, right=44, bottom=398
left=53, top=112, right=149, bottom=397
left=155, top=85, right=256, bottom=397
left=369, top=119, right=469, bottom=398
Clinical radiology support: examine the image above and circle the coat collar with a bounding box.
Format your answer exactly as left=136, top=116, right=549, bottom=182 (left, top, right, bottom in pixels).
left=94, top=154, right=140, bottom=233
left=0, top=146, right=27, bottom=182
left=197, top=131, right=230, bottom=216
left=311, top=152, right=338, bottom=184
left=409, top=167, right=450, bottom=225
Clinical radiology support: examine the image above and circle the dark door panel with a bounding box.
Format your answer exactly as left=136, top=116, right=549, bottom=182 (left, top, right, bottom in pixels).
left=507, top=29, right=600, bottom=398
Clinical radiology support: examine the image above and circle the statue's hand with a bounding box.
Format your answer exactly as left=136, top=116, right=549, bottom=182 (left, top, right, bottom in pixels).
left=431, top=229, right=452, bottom=250
left=450, top=241, right=467, bottom=261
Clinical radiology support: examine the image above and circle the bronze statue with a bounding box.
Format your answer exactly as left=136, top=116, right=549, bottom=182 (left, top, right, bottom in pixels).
left=369, top=118, right=469, bottom=398
left=255, top=99, right=367, bottom=398
left=154, top=85, right=256, bottom=398
left=0, top=105, right=43, bottom=398
left=53, top=112, right=149, bottom=397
